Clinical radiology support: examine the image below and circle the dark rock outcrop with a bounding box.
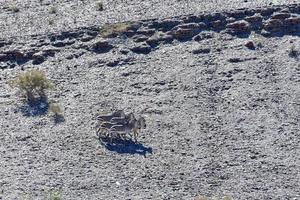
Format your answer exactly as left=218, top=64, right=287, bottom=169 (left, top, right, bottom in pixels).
left=226, top=20, right=251, bottom=34
left=130, top=43, right=152, bottom=54
left=90, top=39, right=113, bottom=53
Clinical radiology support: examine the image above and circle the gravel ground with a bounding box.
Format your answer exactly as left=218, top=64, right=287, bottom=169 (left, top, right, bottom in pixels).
left=0, top=1, right=300, bottom=200
left=0, top=0, right=299, bottom=38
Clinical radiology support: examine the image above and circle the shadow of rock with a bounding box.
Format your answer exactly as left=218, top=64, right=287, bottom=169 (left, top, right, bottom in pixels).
left=16, top=97, right=49, bottom=117
left=100, top=137, right=152, bottom=157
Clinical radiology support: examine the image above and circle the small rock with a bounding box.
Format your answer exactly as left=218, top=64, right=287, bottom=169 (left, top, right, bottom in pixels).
left=106, top=60, right=119, bottom=67
left=86, top=30, right=99, bottom=37
left=271, top=12, right=291, bottom=20
left=24, top=50, right=37, bottom=59
left=229, top=9, right=247, bottom=18
left=260, top=7, right=274, bottom=16
left=168, top=28, right=197, bottom=40
left=73, top=93, right=81, bottom=98
left=90, top=39, right=113, bottom=53
left=123, top=30, right=136, bottom=37
left=0, top=50, right=25, bottom=62
left=12, top=50, right=25, bottom=61
left=80, top=35, right=95, bottom=42
left=132, top=34, right=149, bottom=42
left=205, top=12, right=226, bottom=22
left=263, top=19, right=284, bottom=32
left=36, top=41, right=50, bottom=48
left=192, top=48, right=211, bottom=54
left=226, top=20, right=251, bottom=34
left=228, top=58, right=243, bottom=63
left=42, top=48, right=58, bottom=57
left=153, top=80, right=166, bottom=86
left=210, top=20, right=225, bottom=29
left=52, top=40, right=75, bottom=47
left=193, top=31, right=214, bottom=41
left=285, top=16, right=300, bottom=26
left=226, top=17, right=236, bottom=23
left=0, top=40, right=12, bottom=48
left=245, top=13, right=263, bottom=23
left=146, top=32, right=173, bottom=46
left=280, top=8, right=290, bottom=13
left=126, top=22, right=142, bottom=31
left=173, top=22, right=205, bottom=30
left=51, top=41, right=64, bottom=47
left=130, top=43, right=152, bottom=54
left=0, top=62, right=9, bottom=70
left=149, top=19, right=182, bottom=31
left=261, top=29, right=271, bottom=37
left=32, top=52, right=45, bottom=65
left=245, top=41, right=255, bottom=49
left=136, top=28, right=156, bottom=36
left=288, top=45, right=298, bottom=58
left=9, top=63, right=16, bottom=68
left=65, top=54, right=74, bottom=60
left=120, top=49, right=130, bottom=55
left=182, top=15, right=202, bottom=23
left=17, top=135, right=32, bottom=142
left=284, top=16, right=300, bottom=32
left=0, top=54, right=7, bottom=62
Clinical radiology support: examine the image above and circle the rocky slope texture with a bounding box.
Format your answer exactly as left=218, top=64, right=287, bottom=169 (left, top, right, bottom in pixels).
left=0, top=3, right=300, bottom=200
left=0, top=0, right=296, bottom=38
left=1, top=3, right=300, bottom=69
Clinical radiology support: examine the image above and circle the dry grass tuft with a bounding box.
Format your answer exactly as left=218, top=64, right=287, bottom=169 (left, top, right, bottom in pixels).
left=289, top=45, right=298, bottom=57
left=49, top=6, right=57, bottom=14
left=49, top=103, right=62, bottom=116
left=100, top=22, right=132, bottom=38
left=9, top=69, right=53, bottom=102
left=9, top=5, right=20, bottom=13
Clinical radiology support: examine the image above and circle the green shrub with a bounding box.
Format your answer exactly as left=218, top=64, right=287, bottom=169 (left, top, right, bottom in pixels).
left=9, top=69, right=53, bottom=102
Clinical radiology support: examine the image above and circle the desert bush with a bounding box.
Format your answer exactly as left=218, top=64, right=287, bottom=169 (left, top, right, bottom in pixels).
left=9, top=69, right=53, bottom=102
left=100, top=22, right=132, bottom=38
